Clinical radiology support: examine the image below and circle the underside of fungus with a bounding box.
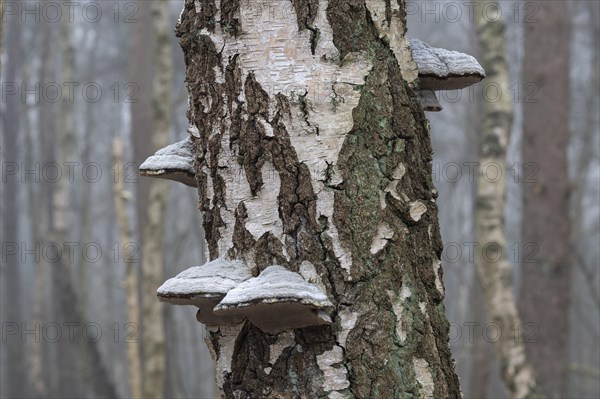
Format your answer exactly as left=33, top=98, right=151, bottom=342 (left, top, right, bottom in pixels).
left=417, top=90, right=443, bottom=112
left=410, top=38, right=485, bottom=111
left=157, top=258, right=252, bottom=325
left=214, top=265, right=334, bottom=334
left=139, top=136, right=197, bottom=187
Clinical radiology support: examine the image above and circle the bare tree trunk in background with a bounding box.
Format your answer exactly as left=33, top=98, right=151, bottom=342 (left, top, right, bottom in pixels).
left=45, top=20, right=117, bottom=398
left=28, top=130, right=47, bottom=397
left=51, top=18, right=81, bottom=398
left=467, top=280, right=492, bottom=398
left=473, top=2, right=540, bottom=398
left=571, top=2, right=600, bottom=308
left=0, top=0, right=4, bottom=67
left=176, top=0, right=461, bottom=397
left=569, top=3, right=600, bottom=396
left=131, top=1, right=155, bottom=245
left=26, top=47, right=48, bottom=396
left=465, top=43, right=492, bottom=399
left=130, top=0, right=156, bottom=392
left=113, top=138, right=143, bottom=399
left=520, top=2, right=572, bottom=398
left=140, top=1, right=172, bottom=397
left=37, top=19, right=60, bottom=396
left=1, top=11, right=27, bottom=399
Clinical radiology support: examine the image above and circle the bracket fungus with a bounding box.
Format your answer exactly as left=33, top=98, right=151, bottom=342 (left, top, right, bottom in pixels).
left=410, top=38, right=485, bottom=111
left=214, top=265, right=334, bottom=334
left=139, top=136, right=197, bottom=187
left=417, top=90, right=443, bottom=112
left=157, top=258, right=252, bottom=325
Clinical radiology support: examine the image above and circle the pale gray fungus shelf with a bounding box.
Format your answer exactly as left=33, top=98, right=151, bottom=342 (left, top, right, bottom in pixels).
left=139, top=136, right=197, bottom=187
left=157, top=258, right=252, bottom=325
left=214, top=265, right=334, bottom=334
left=410, top=38, right=485, bottom=91
left=410, top=38, right=485, bottom=112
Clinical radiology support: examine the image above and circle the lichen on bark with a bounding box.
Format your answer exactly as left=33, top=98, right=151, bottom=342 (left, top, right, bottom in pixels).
left=175, top=0, right=461, bottom=397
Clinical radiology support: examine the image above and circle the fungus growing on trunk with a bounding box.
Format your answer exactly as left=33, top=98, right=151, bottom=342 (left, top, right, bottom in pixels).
left=214, top=265, right=333, bottom=334
left=139, top=136, right=196, bottom=187
left=157, top=258, right=252, bottom=325
left=417, top=90, right=443, bottom=112
left=410, top=38, right=485, bottom=111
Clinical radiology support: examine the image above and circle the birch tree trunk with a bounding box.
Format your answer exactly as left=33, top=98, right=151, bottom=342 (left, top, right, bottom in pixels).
left=131, top=0, right=155, bottom=250
left=113, top=138, right=143, bottom=399
left=37, top=19, right=59, bottom=395
left=520, top=2, right=572, bottom=397
left=141, top=1, right=173, bottom=397
left=51, top=19, right=80, bottom=397
left=130, top=0, right=157, bottom=394
left=473, top=2, right=540, bottom=398
left=176, top=0, right=461, bottom=397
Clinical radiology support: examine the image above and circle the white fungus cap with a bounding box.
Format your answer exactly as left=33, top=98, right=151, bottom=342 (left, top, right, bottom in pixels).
left=214, top=265, right=333, bottom=334
left=140, top=137, right=197, bottom=187
left=157, top=258, right=252, bottom=325
left=410, top=38, right=485, bottom=91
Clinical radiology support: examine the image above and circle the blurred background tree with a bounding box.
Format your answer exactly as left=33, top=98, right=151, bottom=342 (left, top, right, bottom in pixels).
left=520, top=2, right=572, bottom=397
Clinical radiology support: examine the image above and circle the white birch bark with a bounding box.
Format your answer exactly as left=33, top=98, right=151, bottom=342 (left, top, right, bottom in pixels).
left=474, top=2, right=540, bottom=398
left=165, top=0, right=473, bottom=397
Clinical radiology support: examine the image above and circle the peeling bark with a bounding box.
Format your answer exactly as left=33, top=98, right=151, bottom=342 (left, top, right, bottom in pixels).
left=176, top=0, right=461, bottom=397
